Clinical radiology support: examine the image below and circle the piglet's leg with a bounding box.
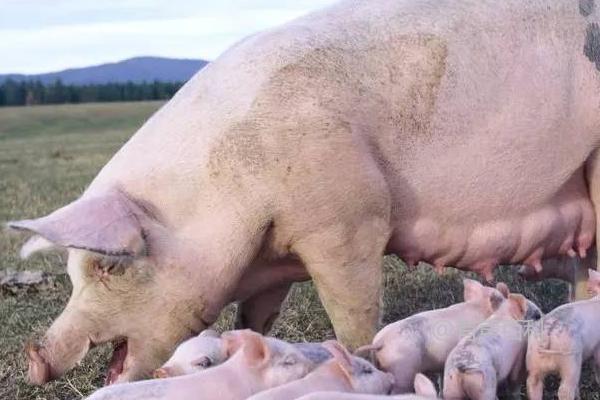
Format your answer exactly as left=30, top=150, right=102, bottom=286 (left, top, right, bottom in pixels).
left=527, top=372, right=545, bottom=400
left=557, top=356, right=582, bottom=400
left=235, top=283, right=292, bottom=334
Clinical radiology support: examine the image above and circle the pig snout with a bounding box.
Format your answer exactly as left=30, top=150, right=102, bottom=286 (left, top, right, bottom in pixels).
left=153, top=366, right=176, bottom=379
left=25, top=341, right=51, bottom=385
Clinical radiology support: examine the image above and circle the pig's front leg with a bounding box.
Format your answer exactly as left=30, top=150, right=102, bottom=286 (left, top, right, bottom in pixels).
left=235, top=283, right=292, bottom=333
left=292, top=217, right=390, bottom=351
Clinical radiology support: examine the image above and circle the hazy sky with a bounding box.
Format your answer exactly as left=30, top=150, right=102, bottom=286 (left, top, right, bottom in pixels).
left=0, top=0, right=337, bottom=74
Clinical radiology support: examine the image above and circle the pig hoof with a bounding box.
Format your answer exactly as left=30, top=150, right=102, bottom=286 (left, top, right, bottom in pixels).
left=25, top=341, right=50, bottom=385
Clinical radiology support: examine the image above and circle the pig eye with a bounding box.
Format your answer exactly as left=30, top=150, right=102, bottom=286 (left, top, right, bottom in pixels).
left=282, top=355, right=298, bottom=366
left=93, top=257, right=128, bottom=277
left=362, top=365, right=374, bottom=374
left=192, top=356, right=212, bottom=368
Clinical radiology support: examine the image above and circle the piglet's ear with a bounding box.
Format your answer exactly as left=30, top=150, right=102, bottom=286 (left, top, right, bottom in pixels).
left=222, top=330, right=270, bottom=367
left=414, top=373, right=437, bottom=398
left=463, top=279, right=483, bottom=302
left=495, top=282, right=510, bottom=299
left=489, top=291, right=505, bottom=312
left=7, top=191, right=146, bottom=258
left=240, top=331, right=270, bottom=367
left=222, top=331, right=245, bottom=357
left=587, top=269, right=600, bottom=296
left=322, top=340, right=354, bottom=382
left=507, top=294, right=528, bottom=320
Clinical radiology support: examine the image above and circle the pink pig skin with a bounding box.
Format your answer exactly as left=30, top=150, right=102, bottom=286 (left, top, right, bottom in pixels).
left=86, top=330, right=315, bottom=400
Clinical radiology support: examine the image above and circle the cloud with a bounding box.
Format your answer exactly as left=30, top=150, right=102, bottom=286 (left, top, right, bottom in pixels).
left=0, top=0, right=336, bottom=74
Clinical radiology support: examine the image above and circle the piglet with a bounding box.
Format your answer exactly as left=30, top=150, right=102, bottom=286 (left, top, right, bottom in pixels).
left=153, top=329, right=224, bottom=378
left=295, top=373, right=438, bottom=399
left=443, top=294, right=542, bottom=400
left=526, top=269, right=600, bottom=400
left=154, top=330, right=332, bottom=378
left=355, top=279, right=509, bottom=393
left=85, top=330, right=315, bottom=400
left=247, top=341, right=394, bottom=400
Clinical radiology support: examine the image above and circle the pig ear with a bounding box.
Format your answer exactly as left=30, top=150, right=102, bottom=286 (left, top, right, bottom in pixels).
left=18, top=235, right=59, bottom=259
left=239, top=331, right=270, bottom=367
left=588, top=269, right=600, bottom=284
left=588, top=269, right=600, bottom=295
left=463, top=279, right=483, bottom=302
left=199, top=329, right=220, bottom=338
left=7, top=191, right=146, bottom=258
left=222, top=330, right=246, bottom=357
left=322, top=340, right=354, bottom=381
left=414, top=373, right=437, bottom=398
left=353, top=343, right=382, bottom=363
left=489, top=290, right=505, bottom=312
left=495, top=282, right=510, bottom=299
left=507, top=294, right=528, bottom=320
left=222, top=330, right=270, bottom=367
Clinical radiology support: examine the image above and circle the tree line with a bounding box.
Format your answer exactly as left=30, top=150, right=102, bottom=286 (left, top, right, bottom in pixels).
left=0, top=79, right=184, bottom=106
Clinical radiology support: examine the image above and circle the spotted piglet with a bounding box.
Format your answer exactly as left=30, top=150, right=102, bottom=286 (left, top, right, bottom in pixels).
left=355, top=279, right=509, bottom=393
left=526, top=269, right=600, bottom=400
left=295, top=373, right=438, bottom=399
left=248, top=341, right=394, bottom=400
left=443, top=294, right=542, bottom=400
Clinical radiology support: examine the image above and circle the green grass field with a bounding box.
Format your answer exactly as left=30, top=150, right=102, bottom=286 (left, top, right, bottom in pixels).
left=0, top=102, right=598, bottom=399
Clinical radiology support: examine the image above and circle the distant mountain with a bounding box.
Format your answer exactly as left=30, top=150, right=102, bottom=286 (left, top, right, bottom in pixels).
left=0, top=57, right=209, bottom=85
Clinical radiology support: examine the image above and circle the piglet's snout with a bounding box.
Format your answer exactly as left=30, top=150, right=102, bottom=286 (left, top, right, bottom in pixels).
left=153, top=367, right=174, bottom=379
left=25, top=341, right=51, bottom=385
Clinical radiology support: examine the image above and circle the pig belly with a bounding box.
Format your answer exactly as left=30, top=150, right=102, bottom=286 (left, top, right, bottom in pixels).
left=387, top=168, right=595, bottom=274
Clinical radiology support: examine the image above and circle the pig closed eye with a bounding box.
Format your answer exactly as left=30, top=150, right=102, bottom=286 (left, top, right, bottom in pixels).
left=362, top=366, right=374, bottom=374
left=192, top=356, right=212, bottom=368
left=94, top=257, right=129, bottom=276
left=282, top=355, right=298, bottom=366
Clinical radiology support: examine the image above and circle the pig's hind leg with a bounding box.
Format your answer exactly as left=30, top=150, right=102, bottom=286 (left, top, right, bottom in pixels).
left=235, top=283, right=292, bottom=333
left=557, top=354, right=582, bottom=400
left=526, top=370, right=546, bottom=400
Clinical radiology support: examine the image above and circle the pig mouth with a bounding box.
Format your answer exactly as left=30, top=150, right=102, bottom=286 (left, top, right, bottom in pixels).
left=105, top=339, right=128, bottom=385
